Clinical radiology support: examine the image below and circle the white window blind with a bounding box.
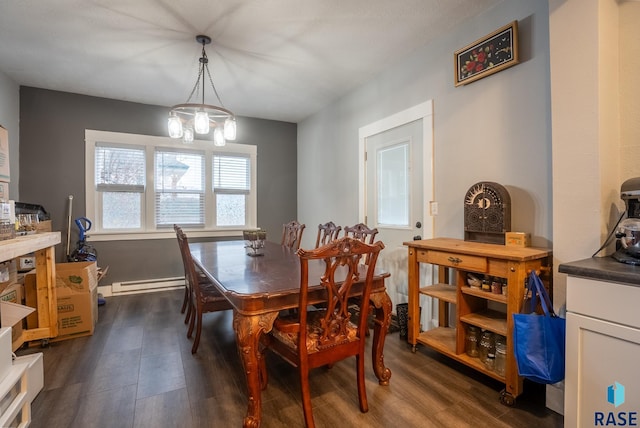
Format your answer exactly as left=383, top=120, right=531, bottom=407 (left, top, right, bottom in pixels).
left=95, top=144, right=145, bottom=191
left=213, top=155, right=250, bottom=193
left=155, top=150, right=205, bottom=227
left=213, top=154, right=250, bottom=226
left=95, top=144, right=145, bottom=229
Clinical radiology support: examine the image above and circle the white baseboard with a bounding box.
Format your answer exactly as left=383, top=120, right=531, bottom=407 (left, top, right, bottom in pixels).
left=99, top=277, right=185, bottom=297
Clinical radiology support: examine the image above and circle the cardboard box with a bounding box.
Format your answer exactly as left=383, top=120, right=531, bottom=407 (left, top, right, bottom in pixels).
left=53, top=262, right=98, bottom=341
left=0, top=282, right=24, bottom=343
left=0, top=260, right=17, bottom=294
left=505, top=232, right=531, bottom=247
left=36, top=220, right=51, bottom=233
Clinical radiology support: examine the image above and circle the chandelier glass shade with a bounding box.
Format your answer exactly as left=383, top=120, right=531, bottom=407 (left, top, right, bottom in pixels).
left=168, top=35, right=236, bottom=146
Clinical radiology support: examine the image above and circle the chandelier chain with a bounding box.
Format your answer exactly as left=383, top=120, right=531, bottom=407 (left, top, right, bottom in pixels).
left=205, top=63, right=226, bottom=109
left=185, top=55, right=204, bottom=104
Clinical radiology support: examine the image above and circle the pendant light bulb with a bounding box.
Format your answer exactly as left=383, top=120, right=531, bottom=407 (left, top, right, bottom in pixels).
left=194, top=110, right=210, bottom=134
left=183, top=127, right=194, bottom=144
left=168, top=115, right=183, bottom=139
left=213, top=127, right=226, bottom=146
left=224, top=117, right=237, bottom=141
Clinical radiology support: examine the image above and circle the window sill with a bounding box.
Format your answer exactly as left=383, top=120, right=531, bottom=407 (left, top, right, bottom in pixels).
left=87, top=229, right=244, bottom=242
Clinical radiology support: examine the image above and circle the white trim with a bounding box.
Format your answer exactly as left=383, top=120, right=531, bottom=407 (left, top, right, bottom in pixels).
left=84, top=129, right=257, bottom=239
left=106, top=276, right=185, bottom=295
left=358, top=100, right=434, bottom=232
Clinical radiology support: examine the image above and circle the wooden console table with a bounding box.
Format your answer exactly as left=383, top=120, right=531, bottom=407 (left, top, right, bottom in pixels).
left=0, top=232, right=60, bottom=350
left=404, top=237, right=552, bottom=405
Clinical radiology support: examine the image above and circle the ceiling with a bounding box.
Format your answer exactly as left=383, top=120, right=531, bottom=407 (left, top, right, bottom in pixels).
left=0, top=0, right=501, bottom=123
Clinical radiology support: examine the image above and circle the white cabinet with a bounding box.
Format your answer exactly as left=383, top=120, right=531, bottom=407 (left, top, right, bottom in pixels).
left=0, top=327, right=30, bottom=427
left=563, top=273, right=640, bottom=427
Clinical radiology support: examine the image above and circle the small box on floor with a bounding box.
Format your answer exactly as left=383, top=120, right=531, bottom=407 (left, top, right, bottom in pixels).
left=53, top=261, right=99, bottom=341
left=25, top=261, right=99, bottom=342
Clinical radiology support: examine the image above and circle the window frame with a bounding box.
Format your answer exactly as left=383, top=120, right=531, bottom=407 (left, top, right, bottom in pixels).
left=85, top=129, right=257, bottom=241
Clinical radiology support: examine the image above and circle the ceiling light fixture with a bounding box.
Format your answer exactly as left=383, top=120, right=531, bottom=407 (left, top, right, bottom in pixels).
left=168, top=35, right=236, bottom=146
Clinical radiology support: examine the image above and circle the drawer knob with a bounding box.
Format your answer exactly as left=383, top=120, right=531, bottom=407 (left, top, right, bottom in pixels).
left=447, top=256, right=462, bottom=265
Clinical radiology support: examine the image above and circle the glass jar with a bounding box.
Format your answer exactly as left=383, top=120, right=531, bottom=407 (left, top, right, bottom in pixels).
left=481, top=276, right=491, bottom=292
left=465, top=325, right=481, bottom=357
left=478, top=330, right=495, bottom=364
left=494, top=335, right=507, bottom=376
left=485, top=351, right=495, bottom=370
left=491, top=278, right=502, bottom=294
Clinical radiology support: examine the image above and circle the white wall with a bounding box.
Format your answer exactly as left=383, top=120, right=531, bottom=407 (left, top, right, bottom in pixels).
left=298, top=0, right=552, bottom=250
left=550, top=0, right=640, bottom=313
left=0, top=71, right=19, bottom=199
left=620, top=1, right=640, bottom=180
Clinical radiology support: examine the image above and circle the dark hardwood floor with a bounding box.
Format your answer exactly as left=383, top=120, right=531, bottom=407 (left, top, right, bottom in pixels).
left=17, top=289, right=564, bottom=427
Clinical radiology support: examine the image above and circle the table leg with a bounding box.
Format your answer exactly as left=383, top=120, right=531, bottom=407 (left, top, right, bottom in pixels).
left=369, top=290, right=392, bottom=385
left=232, top=311, right=278, bottom=428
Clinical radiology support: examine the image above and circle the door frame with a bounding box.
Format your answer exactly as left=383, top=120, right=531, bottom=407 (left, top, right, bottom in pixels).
left=358, top=100, right=434, bottom=238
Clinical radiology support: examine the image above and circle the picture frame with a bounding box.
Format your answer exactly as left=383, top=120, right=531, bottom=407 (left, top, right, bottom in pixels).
left=454, top=21, right=519, bottom=87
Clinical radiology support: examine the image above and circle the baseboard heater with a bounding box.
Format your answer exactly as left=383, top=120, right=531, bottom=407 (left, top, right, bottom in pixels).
left=107, top=277, right=186, bottom=296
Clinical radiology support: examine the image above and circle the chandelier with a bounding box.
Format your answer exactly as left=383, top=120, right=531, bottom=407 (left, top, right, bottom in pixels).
left=168, top=35, right=236, bottom=146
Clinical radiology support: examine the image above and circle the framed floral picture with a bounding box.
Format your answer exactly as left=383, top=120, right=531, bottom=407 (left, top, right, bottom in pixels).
left=454, top=21, right=519, bottom=87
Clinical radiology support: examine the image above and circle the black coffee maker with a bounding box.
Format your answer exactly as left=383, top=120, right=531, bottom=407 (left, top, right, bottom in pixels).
left=612, top=177, right=640, bottom=265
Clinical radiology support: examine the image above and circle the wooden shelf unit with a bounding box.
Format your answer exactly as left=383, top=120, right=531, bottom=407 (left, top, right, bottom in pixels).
left=0, top=232, right=61, bottom=350
left=405, top=237, right=552, bottom=402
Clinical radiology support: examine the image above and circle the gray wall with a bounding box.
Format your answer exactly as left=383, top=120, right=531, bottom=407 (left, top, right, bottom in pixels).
left=19, top=87, right=297, bottom=284
left=297, top=0, right=552, bottom=249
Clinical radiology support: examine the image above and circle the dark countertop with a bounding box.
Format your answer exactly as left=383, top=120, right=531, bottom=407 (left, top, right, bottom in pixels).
left=558, top=256, right=640, bottom=285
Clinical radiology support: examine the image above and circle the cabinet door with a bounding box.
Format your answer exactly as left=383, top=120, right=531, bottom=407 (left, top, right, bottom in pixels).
left=565, top=312, right=640, bottom=427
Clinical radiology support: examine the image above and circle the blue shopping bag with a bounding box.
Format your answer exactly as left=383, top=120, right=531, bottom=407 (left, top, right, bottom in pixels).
left=512, top=271, right=565, bottom=384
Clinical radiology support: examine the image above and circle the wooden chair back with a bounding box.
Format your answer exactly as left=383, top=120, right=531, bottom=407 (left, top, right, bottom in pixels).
left=265, top=236, right=384, bottom=427
left=315, top=221, right=342, bottom=248
left=343, top=223, right=379, bottom=264
left=281, top=220, right=306, bottom=250
left=343, top=223, right=379, bottom=244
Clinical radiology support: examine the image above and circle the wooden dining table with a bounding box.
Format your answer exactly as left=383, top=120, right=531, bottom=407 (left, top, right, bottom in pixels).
left=189, top=239, right=393, bottom=428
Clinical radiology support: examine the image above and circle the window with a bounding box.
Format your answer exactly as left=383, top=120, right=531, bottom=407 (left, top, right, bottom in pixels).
left=85, top=130, right=257, bottom=240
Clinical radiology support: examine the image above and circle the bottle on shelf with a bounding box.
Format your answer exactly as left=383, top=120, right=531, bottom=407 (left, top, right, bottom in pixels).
left=478, top=330, right=495, bottom=364
left=465, top=325, right=481, bottom=357
left=494, top=335, right=507, bottom=376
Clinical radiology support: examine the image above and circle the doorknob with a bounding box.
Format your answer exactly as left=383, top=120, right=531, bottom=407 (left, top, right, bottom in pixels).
left=415, top=221, right=422, bottom=229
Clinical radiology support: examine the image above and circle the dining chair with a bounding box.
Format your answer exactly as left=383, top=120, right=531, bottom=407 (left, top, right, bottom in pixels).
left=314, top=221, right=342, bottom=248
left=343, top=223, right=379, bottom=244
left=175, top=224, right=216, bottom=324
left=281, top=220, right=306, bottom=250
left=175, top=226, right=233, bottom=354
left=261, top=236, right=384, bottom=428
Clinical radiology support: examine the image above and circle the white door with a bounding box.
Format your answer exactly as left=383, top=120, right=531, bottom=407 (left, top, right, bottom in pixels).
left=359, top=101, right=435, bottom=330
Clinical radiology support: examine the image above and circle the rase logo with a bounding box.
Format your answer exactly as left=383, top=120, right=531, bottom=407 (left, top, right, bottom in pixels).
left=609, top=382, right=626, bottom=408
left=595, top=382, right=637, bottom=426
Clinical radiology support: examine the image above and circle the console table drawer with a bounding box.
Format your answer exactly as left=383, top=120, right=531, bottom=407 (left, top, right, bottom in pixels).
left=419, top=250, right=487, bottom=272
